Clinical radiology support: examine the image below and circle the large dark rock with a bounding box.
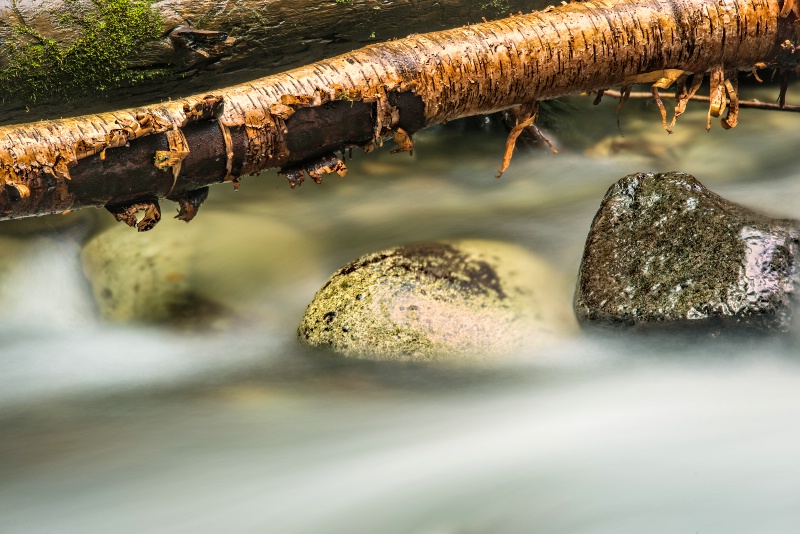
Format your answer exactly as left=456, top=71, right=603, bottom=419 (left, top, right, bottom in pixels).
left=575, top=172, right=800, bottom=333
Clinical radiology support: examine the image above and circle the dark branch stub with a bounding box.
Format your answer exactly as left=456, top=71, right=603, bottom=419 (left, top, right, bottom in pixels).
left=279, top=153, right=349, bottom=188
left=169, top=186, right=210, bottom=223
left=106, top=198, right=162, bottom=232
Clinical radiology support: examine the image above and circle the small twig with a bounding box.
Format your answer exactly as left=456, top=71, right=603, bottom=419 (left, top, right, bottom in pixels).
left=615, top=85, right=631, bottom=135
left=602, top=89, right=800, bottom=113
left=527, top=123, right=558, bottom=154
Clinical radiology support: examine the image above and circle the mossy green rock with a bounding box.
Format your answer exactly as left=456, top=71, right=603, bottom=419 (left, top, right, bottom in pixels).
left=298, top=240, right=578, bottom=361
left=80, top=210, right=322, bottom=325
left=575, top=172, right=800, bottom=332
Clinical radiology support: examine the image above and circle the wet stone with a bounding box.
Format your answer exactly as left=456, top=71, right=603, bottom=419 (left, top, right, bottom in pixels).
left=80, top=210, right=323, bottom=327
left=575, top=172, right=800, bottom=333
left=298, top=240, right=577, bottom=361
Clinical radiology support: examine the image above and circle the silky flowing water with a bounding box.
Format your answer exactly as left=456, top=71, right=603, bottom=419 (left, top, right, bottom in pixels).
left=2, top=87, right=800, bottom=533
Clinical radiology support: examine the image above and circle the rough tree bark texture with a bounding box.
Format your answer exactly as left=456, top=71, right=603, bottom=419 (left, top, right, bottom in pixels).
left=0, top=0, right=548, bottom=124
left=1, top=0, right=799, bottom=229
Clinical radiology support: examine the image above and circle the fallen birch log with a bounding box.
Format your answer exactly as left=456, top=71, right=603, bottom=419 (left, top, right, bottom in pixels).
left=1, top=0, right=799, bottom=230
left=0, top=0, right=547, bottom=123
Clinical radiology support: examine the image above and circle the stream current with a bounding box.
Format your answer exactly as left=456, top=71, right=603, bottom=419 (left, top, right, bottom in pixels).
left=2, top=87, right=800, bottom=533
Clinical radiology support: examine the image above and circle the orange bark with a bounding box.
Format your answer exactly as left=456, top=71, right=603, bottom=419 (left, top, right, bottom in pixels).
left=0, top=0, right=798, bottom=229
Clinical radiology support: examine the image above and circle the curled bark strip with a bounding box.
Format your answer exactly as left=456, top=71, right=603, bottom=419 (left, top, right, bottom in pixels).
left=497, top=102, right=538, bottom=178
left=593, top=89, right=605, bottom=105
left=107, top=199, right=162, bottom=232
left=110, top=112, right=173, bottom=148
left=280, top=153, right=349, bottom=188
left=170, top=186, right=210, bottom=223
left=651, top=85, right=671, bottom=133
left=669, top=72, right=689, bottom=126
left=4, top=182, right=30, bottom=201
left=650, top=70, right=686, bottom=133
left=708, top=67, right=728, bottom=117
left=390, top=128, right=415, bottom=155
left=218, top=120, right=235, bottom=181
left=155, top=128, right=191, bottom=194
left=269, top=103, right=296, bottom=120
left=751, top=64, right=765, bottom=82
left=721, top=75, right=740, bottom=129
left=673, top=72, right=689, bottom=96
left=671, top=73, right=704, bottom=128
left=374, top=90, right=401, bottom=147
left=707, top=66, right=727, bottom=130
left=181, top=95, right=224, bottom=126
left=307, top=154, right=348, bottom=184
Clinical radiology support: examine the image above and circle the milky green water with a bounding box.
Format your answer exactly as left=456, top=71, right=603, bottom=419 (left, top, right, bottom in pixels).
left=2, top=86, right=800, bottom=533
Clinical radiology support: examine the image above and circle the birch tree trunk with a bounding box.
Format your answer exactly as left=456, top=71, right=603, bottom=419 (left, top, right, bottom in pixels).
left=0, top=0, right=548, bottom=124
left=1, top=0, right=798, bottom=230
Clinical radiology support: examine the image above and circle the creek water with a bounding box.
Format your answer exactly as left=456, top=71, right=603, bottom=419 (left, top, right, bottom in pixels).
left=2, top=86, right=800, bottom=533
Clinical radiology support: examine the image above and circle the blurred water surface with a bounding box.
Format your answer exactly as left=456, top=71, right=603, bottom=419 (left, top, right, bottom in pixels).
left=2, top=86, right=800, bottom=533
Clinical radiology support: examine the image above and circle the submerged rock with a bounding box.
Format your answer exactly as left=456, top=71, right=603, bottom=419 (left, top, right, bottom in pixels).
left=575, top=172, right=800, bottom=333
left=81, top=221, right=208, bottom=325
left=81, top=210, right=322, bottom=327
left=298, top=240, right=577, bottom=361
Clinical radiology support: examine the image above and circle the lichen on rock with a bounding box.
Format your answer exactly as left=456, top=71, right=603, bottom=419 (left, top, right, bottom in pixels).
left=298, top=240, right=577, bottom=361
left=575, top=172, right=800, bottom=333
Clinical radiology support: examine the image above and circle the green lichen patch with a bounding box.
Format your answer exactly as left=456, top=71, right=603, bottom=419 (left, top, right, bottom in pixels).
left=298, top=240, right=578, bottom=362
left=0, top=0, right=163, bottom=104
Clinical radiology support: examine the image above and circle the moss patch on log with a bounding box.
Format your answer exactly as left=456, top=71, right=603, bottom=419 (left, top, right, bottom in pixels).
left=0, top=0, right=162, bottom=104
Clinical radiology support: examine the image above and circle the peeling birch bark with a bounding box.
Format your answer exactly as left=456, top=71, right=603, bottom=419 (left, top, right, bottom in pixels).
left=1, top=0, right=799, bottom=229
left=0, top=0, right=549, bottom=124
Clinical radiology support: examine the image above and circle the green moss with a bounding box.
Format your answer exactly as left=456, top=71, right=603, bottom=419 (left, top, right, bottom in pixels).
left=480, top=0, right=511, bottom=17
left=0, top=0, right=163, bottom=104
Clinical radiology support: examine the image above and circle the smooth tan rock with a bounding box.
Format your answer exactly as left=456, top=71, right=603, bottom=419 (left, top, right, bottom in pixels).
left=298, top=240, right=578, bottom=361
left=81, top=223, right=194, bottom=323
left=80, top=210, right=321, bottom=325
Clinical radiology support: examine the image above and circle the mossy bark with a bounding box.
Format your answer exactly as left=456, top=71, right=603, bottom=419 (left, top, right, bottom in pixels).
left=0, top=0, right=550, bottom=124
left=1, top=0, right=799, bottom=229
